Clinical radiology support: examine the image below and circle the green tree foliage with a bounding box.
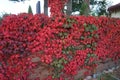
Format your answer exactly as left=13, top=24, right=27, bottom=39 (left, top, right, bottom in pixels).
left=9, top=0, right=109, bottom=16
left=72, top=0, right=82, bottom=12
left=72, top=0, right=90, bottom=15
left=66, top=0, right=90, bottom=15
left=28, top=5, right=33, bottom=14
left=72, top=0, right=109, bottom=16
left=95, top=0, right=108, bottom=16
left=72, top=0, right=88, bottom=13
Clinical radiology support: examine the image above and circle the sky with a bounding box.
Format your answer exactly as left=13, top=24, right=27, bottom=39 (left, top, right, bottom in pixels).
left=0, top=0, right=44, bottom=16
left=0, top=0, right=120, bottom=16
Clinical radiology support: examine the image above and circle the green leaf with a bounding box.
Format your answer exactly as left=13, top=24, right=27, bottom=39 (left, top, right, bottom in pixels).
left=83, top=23, right=87, bottom=27
left=85, top=27, right=90, bottom=32
left=90, top=29, right=94, bottom=32
left=80, top=36, right=85, bottom=40
left=94, top=34, right=99, bottom=38
left=91, top=54, right=96, bottom=57
left=64, top=60, right=68, bottom=64
left=62, top=50, right=69, bottom=54
left=88, top=34, right=93, bottom=38
left=92, top=48, right=96, bottom=51
left=63, top=24, right=72, bottom=29
left=92, top=42, right=97, bottom=47
left=86, top=44, right=91, bottom=48
left=63, top=32, right=68, bottom=36
left=57, top=64, right=61, bottom=68
left=87, top=53, right=91, bottom=57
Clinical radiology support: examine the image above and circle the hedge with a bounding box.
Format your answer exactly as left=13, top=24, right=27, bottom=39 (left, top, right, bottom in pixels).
left=0, top=13, right=120, bottom=80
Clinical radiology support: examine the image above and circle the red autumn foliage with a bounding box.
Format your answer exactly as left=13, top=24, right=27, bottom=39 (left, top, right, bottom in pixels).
left=0, top=0, right=120, bottom=79
left=48, top=0, right=68, bottom=16
left=0, top=13, right=120, bottom=80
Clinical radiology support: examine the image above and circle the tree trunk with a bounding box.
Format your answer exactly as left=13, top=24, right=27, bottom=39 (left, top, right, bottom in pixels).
left=44, top=0, right=48, bottom=16
left=66, top=0, right=72, bottom=16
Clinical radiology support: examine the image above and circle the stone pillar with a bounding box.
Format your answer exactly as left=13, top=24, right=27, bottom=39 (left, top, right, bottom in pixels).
left=36, top=1, right=41, bottom=14
left=44, top=0, right=48, bottom=16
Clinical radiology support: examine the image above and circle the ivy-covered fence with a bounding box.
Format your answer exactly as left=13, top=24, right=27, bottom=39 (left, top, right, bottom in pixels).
left=0, top=13, right=120, bottom=80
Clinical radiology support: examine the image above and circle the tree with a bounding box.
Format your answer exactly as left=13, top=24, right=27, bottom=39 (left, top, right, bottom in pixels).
left=9, top=0, right=108, bottom=16
left=72, top=0, right=109, bottom=16
left=28, top=5, right=33, bottom=14
left=95, top=0, right=108, bottom=16
left=83, top=0, right=90, bottom=15
left=72, top=0, right=90, bottom=15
